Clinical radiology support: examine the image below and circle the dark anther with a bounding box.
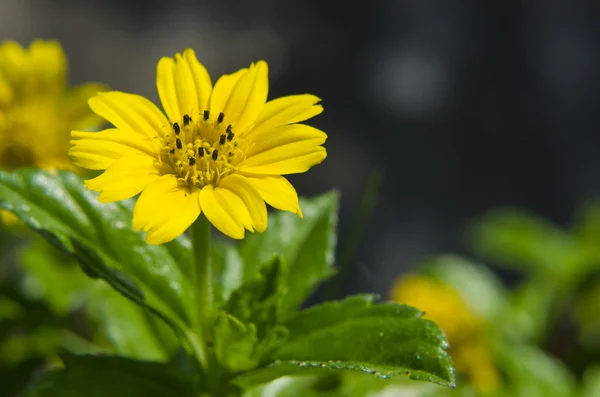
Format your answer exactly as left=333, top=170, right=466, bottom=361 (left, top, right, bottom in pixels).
left=169, top=148, right=175, bottom=154
left=173, top=122, right=180, bottom=135
left=226, top=125, right=232, bottom=133
left=219, top=134, right=226, bottom=145
left=183, top=114, right=191, bottom=126
left=203, top=110, right=210, bottom=120
left=189, top=157, right=196, bottom=166
left=217, top=112, right=224, bottom=123
left=228, top=152, right=233, bottom=157
left=198, top=147, right=204, bottom=157
left=176, top=138, right=182, bottom=149
left=227, top=132, right=234, bottom=141
left=212, top=149, right=219, bottom=160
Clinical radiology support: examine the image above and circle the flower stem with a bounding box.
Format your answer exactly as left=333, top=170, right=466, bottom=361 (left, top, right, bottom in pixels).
left=190, top=213, right=214, bottom=370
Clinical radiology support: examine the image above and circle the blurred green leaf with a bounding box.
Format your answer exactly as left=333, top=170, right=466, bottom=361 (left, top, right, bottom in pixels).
left=240, top=192, right=338, bottom=315
left=468, top=208, right=586, bottom=281
left=0, top=169, right=194, bottom=335
left=419, top=255, right=508, bottom=321
left=18, top=236, right=93, bottom=316
left=23, top=353, right=198, bottom=397
left=506, top=279, right=558, bottom=342
left=212, top=240, right=245, bottom=304
left=243, top=373, right=449, bottom=397
left=89, top=283, right=178, bottom=362
left=580, top=365, right=600, bottom=397
left=232, top=295, right=455, bottom=389
left=496, top=343, right=576, bottom=397
left=0, top=297, right=22, bottom=320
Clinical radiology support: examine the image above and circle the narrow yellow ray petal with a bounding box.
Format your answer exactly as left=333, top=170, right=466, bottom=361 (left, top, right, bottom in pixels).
left=157, top=57, right=181, bottom=121
left=219, top=174, right=267, bottom=232
left=70, top=128, right=159, bottom=170
left=183, top=49, right=213, bottom=114
left=244, top=175, right=302, bottom=217
left=173, top=52, right=199, bottom=117
left=132, top=175, right=200, bottom=244
left=243, top=140, right=326, bottom=168
left=199, top=185, right=246, bottom=239
left=89, top=91, right=168, bottom=139
left=251, top=94, right=323, bottom=135
left=84, top=155, right=160, bottom=202
left=246, top=124, right=327, bottom=157
left=240, top=148, right=327, bottom=175
left=208, top=67, right=247, bottom=122
left=223, top=61, right=268, bottom=134
left=72, top=128, right=159, bottom=156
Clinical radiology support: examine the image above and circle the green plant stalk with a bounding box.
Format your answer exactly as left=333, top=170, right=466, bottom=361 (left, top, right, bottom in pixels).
left=190, top=214, right=214, bottom=371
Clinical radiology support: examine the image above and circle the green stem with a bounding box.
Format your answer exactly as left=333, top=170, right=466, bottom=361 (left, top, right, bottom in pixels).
left=190, top=214, right=214, bottom=371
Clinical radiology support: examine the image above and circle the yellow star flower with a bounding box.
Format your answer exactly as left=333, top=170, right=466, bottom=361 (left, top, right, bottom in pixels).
left=69, top=49, right=327, bottom=244
left=391, top=274, right=501, bottom=394
left=0, top=39, right=105, bottom=171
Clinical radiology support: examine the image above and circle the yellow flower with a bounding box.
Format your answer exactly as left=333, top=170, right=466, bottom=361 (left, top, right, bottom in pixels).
left=69, top=49, right=327, bottom=244
left=0, top=39, right=105, bottom=171
left=391, top=274, right=501, bottom=394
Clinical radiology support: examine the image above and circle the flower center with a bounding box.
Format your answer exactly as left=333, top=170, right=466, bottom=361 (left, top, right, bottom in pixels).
left=160, top=110, right=246, bottom=188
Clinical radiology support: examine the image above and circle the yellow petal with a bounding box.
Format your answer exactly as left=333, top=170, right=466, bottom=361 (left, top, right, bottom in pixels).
left=173, top=53, right=199, bottom=117
left=132, top=175, right=200, bottom=244
left=246, top=124, right=327, bottom=157
left=223, top=61, right=268, bottom=134
left=251, top=94, right=323, bottom=136
left=0, top=77, right=13, bottom=106
left=157, top=57, right=180, bottom=121
left=28, top=39, right=67, bottom=92
left=89, top=91, right=169, bottom=139
left=199, top=185, right=250, bottom=239
left=70, top=128, right=160, bottom=170
left=183, top=49, right=212, bottom=114
left=0, top=41, right=27, bottom=87
left=84, top=155, right=160, bottom=202
left=219, top=174, right=267, bottom=232
left=156, top=51, right=212, bottom=122
left=208, top=67, right=247, bottom=123
left=245, top=175, right=302, bottom=217
left=241, top=148, right=326, bottom=175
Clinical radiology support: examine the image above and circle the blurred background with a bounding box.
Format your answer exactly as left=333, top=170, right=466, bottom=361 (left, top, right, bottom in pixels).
left=2, top=0, right=600, bottom=297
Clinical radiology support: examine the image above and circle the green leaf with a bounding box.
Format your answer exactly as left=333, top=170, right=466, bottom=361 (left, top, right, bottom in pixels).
left=217, top=258, right=288, bottom=373
left=89, top=283, right=179, bottom=361
left=18, top=236, right=93, bottom=316
left=232, top=295, right=455, bottom=389
left=239, top=192, right=338, bottom=314
left=212, top=240, right=245, bottom=304
left=496, top=343, right=576, bottom=397
left=225, top=256, right=283, bottom=334
left=418, top=255, right=508, bottom=321
left=467, top=208, right=585, bottom=281
left=214, top=312, right=260, bottom=373
left=580, top=365, right=600, bottom=397
left=23, top=353, right=198, bottom=397
left=0, top=169, right=194, bottom=334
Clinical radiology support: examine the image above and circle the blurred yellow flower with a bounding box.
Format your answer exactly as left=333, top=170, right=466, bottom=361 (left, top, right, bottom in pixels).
left=0, top=39, right=106, bottom=226
left=70, top=49, right=326, bottom=244
left=0, top=39, right=105, bottom=171
left=390, top=274, right=501, bottom=394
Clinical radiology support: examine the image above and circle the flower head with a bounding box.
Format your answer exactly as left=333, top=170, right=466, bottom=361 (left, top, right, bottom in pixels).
left=70, top=49, right=326, bottom=244
left=0, top=39, right=105, bottom=171
left=391, top=274, right=501, bottom=394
